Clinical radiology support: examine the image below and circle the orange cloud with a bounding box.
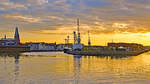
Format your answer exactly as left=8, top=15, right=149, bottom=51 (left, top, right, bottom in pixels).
left=3, top=14, right=41, bottom=23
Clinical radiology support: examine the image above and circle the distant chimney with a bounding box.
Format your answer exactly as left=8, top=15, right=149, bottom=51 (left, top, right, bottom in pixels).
left=4, top=35, right=6, bottom=39
left=14, top=27, right=20, bottom=45
left=73, top=31, right=77, bottom=44
left=88, top=31, right=91, bottom=46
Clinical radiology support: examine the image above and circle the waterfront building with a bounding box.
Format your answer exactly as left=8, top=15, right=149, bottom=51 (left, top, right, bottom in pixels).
left=83, top=46, right=106, bottom=51
left=56, top=44, right=64, bottom=51
left=108, top=43, right=144, bottom=51
left=0, top=27, right=20, bottom=46
left=25, top=42, right=56, bottom=51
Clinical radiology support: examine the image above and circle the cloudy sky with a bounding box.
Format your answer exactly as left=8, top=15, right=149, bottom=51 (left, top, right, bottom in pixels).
left=0, top=0, right=150, bottom=45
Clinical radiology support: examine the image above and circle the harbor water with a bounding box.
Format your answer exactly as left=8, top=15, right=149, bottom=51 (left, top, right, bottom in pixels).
left=1, top=52, right=150, bottom=84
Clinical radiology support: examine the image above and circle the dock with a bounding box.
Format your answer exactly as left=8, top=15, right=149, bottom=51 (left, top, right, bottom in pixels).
left=65, top=49, right=150, bottom=56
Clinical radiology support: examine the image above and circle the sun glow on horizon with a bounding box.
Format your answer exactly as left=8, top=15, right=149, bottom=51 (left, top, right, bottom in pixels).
left=17, top=31, right=150, bottom=46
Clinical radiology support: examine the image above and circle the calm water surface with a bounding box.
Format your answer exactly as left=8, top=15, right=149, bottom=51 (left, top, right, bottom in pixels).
left=1, top=52, right=150, bottom=84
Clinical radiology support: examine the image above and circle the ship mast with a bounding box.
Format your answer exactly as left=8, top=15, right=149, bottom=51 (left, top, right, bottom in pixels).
left=72, top=18, right=83, bottom=51
left=77, top=18, right=81, bottom=44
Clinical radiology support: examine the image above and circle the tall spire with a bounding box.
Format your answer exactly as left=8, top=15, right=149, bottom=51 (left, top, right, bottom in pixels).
left=77, top=18, right=81, bottom=44
left=14, top=27, right=20, bottom=45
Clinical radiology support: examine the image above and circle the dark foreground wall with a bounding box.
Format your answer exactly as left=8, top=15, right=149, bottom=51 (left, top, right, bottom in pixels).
left=0, top=46, right=30, bottom=53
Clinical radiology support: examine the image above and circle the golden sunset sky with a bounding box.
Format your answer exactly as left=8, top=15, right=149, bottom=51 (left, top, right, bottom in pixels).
left=0, top=0, right=150, bottom=45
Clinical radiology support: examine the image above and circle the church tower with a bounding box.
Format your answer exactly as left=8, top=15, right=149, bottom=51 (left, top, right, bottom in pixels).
left=14, top=27, right=20, bottom=45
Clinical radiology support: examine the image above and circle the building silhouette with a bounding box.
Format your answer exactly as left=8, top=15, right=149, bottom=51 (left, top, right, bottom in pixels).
left=14, top=27, right=20, bottom=45
left=0, top=27, right=20, bottom=46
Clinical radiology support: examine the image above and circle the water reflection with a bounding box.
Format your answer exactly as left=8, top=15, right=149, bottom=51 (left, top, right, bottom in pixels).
left=92, top=55, right=128, bottom=59
left=0, top=52, right=150, bottom=84
left=0, top=53, right=21, bottom=84
left=14, top=54, right=20, bottom=83
left=73, top=55, right=82, bottom=84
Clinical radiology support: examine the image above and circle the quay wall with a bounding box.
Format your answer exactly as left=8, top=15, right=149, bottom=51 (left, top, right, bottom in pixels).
left=0, top=46, right=30, bottom=53
left=66, top=49, right=149, bottom=56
